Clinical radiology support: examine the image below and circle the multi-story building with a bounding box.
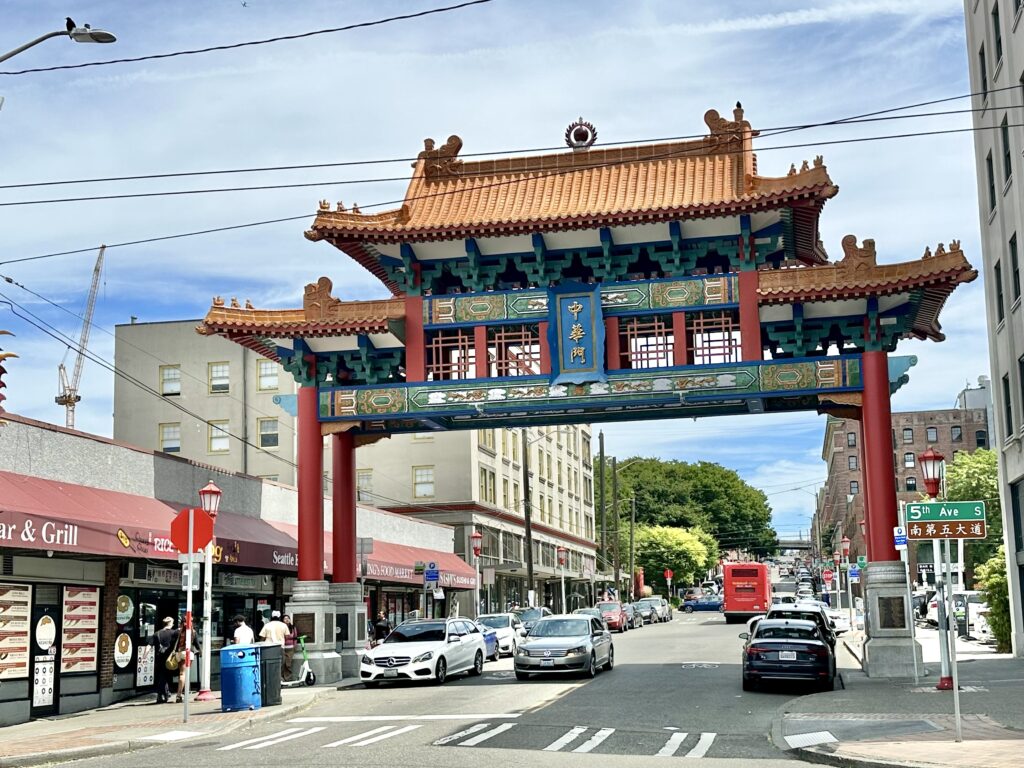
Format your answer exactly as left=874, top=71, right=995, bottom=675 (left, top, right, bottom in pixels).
left=114, top=320, right=597, bottom=615
left=964, top=0, right=1024, bottom=657
left=817, top=387, right=990, bottom=586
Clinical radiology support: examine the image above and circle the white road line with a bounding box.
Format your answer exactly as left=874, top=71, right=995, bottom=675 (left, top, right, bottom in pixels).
left=433, top=723, right=491, bottom=745
left=458, top=722, right=516, bottom=746
left=217, top=728, right=303, bottom=751
left=244, top=727, right=325, bottom=750
left=543, top=726, right=587, bottom=751
left=572, top=727, right=615, bottom=753
left=141, top=730, right=202, bottom=742
left=291, top=713, right=520, bottom=723
left=655, top=731, right=689, bottom=757
left=683, top=732, right=716, bottom=758
left=349, top=724, right=421, bottom=746
left=322, top=726, right=397, bottom=748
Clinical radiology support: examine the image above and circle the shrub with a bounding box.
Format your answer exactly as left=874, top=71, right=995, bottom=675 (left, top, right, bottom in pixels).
left=975, top=546, right=1012, bottom=653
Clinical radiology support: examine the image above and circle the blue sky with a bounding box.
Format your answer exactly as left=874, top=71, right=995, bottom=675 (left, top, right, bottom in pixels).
left=0, top=1, right=990, bottom=538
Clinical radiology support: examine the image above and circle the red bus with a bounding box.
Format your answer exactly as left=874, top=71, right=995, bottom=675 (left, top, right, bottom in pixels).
left=722, top=562, right=772, bottom=624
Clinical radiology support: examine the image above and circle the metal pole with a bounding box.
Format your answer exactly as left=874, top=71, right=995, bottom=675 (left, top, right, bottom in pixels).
left=933, top=534, right=953, bottom=688
left=898, top=501, right=919, bottom=684
left=184, top=509, right=194, bottom=724
left=0, top=30, right=68, bottom=64
left=945, top=539, right=963, bottom=742
left=845, top=555, right=854, bottom=633
left=473, top=549, right=480, bottom=619
left=521, top=430, right=535, bottom=606
left=598, top=431, right=606, bottom=571
left=628, top=497, right=636, bottom=602
left=560, top=564, right=566, bottom=612
left=612, top=458, right=620, bottom=598
left=196, top=540, right=214, bottom=701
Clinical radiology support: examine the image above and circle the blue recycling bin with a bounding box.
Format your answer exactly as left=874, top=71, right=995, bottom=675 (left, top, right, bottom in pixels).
left=220, top=645, right=261, bottom=712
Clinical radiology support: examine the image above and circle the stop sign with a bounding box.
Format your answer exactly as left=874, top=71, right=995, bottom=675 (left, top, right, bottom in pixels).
left=170, top=508, right=214, bottom=553
left=664, top=569, right=674, bottom=580
left=822, top=569, right=834, bottom=583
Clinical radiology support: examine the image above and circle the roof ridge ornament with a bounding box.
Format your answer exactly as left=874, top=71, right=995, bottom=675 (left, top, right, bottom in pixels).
left=565, top=117, right=597, bottom=151
left=839, top=235, right=877, bottom=275
left=703, top=103, right=756, bottom=151
left=417, top=135, right=464, bottom=180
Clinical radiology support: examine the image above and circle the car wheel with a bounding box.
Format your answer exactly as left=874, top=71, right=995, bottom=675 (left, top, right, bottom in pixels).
left=515, top=670, right=530, bottom=681
left=742, top=676, right=757, bottom=691
left=509, top=640, right=517, bottom=658
left=618, top=624, right=626, bottom=633
left=719, top=605, right=726, bottom=612
left=433, top=657, right=447, bottom=685
left=489, top=645, right=499, bottom=661
left=684, top=606, right=694, bottom=613
left=471, top=650, right=484, bottom=677
left=818, top=675, right=835, bottom=692
left=363, top=680, right=379, bottom=689
left=584, top=652, right=598, bottom=679
left=603, top=645, right=615, bottom=671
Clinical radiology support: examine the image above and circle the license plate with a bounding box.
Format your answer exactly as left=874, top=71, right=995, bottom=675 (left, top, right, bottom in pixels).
left=779, top=651, right=797, bottom=661
left=383, top=670, right=399, bottom=678
left=540, top=658, right=554, bottom=667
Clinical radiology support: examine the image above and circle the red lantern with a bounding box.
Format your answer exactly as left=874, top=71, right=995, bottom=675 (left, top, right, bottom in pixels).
left=918, top=447, right=945, bottom=499
left=556, top=545, right=567, bottom=567
left=470, top=529, right=483, bottom=558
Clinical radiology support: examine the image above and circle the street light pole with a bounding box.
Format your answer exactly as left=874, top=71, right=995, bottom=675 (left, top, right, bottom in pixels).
left=628, top=497, right=636, bottom=602
left=0, top=22, right=117, bottom=64
left=598, top=431, right=606, bottom=571
left=521, top=429, right=536, bottom=606
left=196, top=481, right=221, bottom=702
left=556, top=546, right=567, bottom=612
left=470, top=530, right=483, bottom=618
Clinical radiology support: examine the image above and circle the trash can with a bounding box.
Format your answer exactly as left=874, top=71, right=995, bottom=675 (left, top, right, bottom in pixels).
left=257, top=643, right=282, bottom=706
left=220, top=645, right=261, bottom=712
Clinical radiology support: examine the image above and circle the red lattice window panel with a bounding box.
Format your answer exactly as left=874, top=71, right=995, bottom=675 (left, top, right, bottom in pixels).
left=619, top=315, right=674, bottom=369
left=688, top=310, right=741, bottom=365
left=488, top=324, right=542, bottom=377
left=426, top=328, right=476, bottom=380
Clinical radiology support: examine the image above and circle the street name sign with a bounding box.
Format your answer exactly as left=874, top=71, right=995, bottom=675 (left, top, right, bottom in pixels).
left=905, top=501, right=986, bottom=523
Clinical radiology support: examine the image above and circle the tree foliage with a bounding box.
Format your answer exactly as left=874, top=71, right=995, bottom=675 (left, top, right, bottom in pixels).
left=626, top=524, right=717, bottom=587
left=943, top=449, right=1002, bottom=582
left=976, top=546, right=1012, bottom=653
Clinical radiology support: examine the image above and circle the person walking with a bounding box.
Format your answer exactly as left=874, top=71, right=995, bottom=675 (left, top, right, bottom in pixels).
left=150, top=617, right=178, bottom=704
left=282, top=615, right=297, bottom=681
left=372, top=611, right=391, bottom=646
left=174, top=623, right=201, bottom=703
left=232, top=614, right=255, bottom=645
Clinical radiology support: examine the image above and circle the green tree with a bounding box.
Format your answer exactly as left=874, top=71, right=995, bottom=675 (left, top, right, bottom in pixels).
left=975, top=546, right=1012, bottom=653
left=943, top=449, right=1001, bottom=582
left=626, top=524, right=715, bottom=587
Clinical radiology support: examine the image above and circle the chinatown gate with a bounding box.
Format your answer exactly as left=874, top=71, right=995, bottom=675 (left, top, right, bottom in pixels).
left=200, top=106, right=975, bottom=680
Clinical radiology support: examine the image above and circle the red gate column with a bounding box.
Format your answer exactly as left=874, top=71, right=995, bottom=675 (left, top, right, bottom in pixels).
left=858, top=418, right=873, bottom=560
left=861, top=350, right=898, bottom=562
left=332, top=431, right=357, bottom=584
left=297, top=384, right=324, bottom=581
left=737, top=270, right=762, bottom=362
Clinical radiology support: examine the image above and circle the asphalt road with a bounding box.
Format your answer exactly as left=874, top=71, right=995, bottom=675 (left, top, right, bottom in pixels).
left=54, top=581, right=851, bottom=766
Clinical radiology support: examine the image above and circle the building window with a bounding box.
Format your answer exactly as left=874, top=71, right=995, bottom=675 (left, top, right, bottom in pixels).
left=478, top=467, right=496, bottom=504
left=557, top=460, right=563, bottom=488
left=979, top=43, right=989, bottom=96
left=413, top=466, right=435, bottom=498
left=1003, top=374, right=1014, bottom=437
left=902, top=427, right=914, bottom=443
left=847, top=455, right=858, bottom=471
left=986, top=152, right=997, bottom=212
left=257, top=417, right=279, bottom=449
left=513, top=481, right=521, bottom=511
left=208, top=362, right=230, bottom=394
left=426, top=328, right=476, bottom=380
left=906, top=477, right=918, bottom=492
left=993, top=2, right=1004, bottom=62
left=487, top=324, right=542, bottom=377
left=1001, top=116, right=1013, bottom=182
left=688, top=310, right=741, bottom=365
left=582, top=435, right=591, bottom=465
left=501, top=429, right=508, bottom=456
left=356, top=470, right=373, bottom=503
left=503, top=478, right=510, bottom=509
left=208, top=420, right=230, bottom=453
left=976, top=430, right=988, bottom=449
left=478, top=429, right=495, bottom=451
left=847, top=432, right=857, bottom=447
left=1011, top=234, right=1021, bottom=302
left=951, top=425, right=963, bottom=442
left=257, top=359, right=279, bottom=391
left=926, top=426, right=938, bottom=442
left=904, top=452, right=916, bottom=468
left=547, top=452, right=553, bottom=479
left=995, top=260, right=1006, bottom=321
left=159, top=365, right=181, bottom=396
left=512, top=434, right=520, bottom=463
left=850, top=481, right=859, bottom=495
left=537, top=449, right=545, bottom=480
left=618, top=314, right=675, bottom=369
left=1011, top=479, right=1024, bottom=553
left=158, top=422, right=180, bottom=453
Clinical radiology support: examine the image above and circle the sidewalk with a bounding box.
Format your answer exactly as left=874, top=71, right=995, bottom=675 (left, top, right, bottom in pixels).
left=774, top=634, right=1024, bottom=768
left=0, top=684, right=350, bottom=768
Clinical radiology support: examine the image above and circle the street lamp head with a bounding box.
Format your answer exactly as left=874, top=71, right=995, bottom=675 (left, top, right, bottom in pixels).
left=198, top=481, right=222, bottom=518
left=556, top=545, right=567, bottom=566
left=918, top=446, right=945, bottom=498
left=840, top=535, right=851, bottom=557
left=469, top=529, right=483, bottom=557
left=69, top=25, right=116, bottom=44
left=858, top=518, right=866, bottom=537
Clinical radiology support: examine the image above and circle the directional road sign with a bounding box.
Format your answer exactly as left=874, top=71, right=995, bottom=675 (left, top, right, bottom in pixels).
left=894, top=526, right=908, bottom=550
left=424, top=568, right=440, bottom=583
left=857, top=555, right=867, bottom=569
left=905, top=501, right=986, bottom=523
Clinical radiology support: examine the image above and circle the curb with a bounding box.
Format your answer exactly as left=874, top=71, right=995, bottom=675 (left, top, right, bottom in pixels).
left=794, top=745, right=959, bottom=768
left=0, top=687, right=333, bottom=768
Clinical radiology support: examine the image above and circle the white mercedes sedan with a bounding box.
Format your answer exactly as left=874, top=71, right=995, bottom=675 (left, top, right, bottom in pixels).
left=360, top=618, right=486, bottom=687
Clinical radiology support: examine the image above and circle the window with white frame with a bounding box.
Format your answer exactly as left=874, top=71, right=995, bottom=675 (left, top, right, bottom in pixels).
left=159, top=365, right=181, bottom=396
left=257, top=418, right=279, bottom=449
left=902, top=427, right=914, bottom=443
left=159, top=422, right=180, bottom=453
left=906, top=477, right=918, bottom=492
left=208, top=362, right=230, bottom=394
left=208, top=420, right=230, bottom=453
left=357, top=470, right=373, bottom=502
left=847, top=455, right=858, bottom=471
left=926, top=426, right=938, bottom=442
left=903, top=452, right=915, bottom=468
left=850, top=480, right=859, bottom=495
left=257, top=359, right=279, bottom=391
left=413, top=466, right=435, bottom=498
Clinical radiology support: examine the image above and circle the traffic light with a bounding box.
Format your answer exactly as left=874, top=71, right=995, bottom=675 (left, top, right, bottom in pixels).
left=0, top=330, right=15, bottom=424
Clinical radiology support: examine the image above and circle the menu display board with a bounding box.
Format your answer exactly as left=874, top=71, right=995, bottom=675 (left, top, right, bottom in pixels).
left=32, top=658, right=55, bottom=707
left=61, top=586, right=99, bottom=673
left=137, top=644, right=154, bottom=686
left=0, top=583, right=31, bottom=680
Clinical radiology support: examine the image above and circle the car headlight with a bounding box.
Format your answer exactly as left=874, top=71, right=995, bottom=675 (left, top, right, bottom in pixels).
left=361, top=655, right=373, bottom=665
left=412, top=651, right=434, bottom=663
left=567, top=645, right=587, bottom=655
left=516, top=645, right=529, bottom=656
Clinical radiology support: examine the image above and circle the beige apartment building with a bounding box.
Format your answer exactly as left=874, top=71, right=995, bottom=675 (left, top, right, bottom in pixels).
left=964, top=0, right=1024, bottom=655
left=114, top=320, right=598, bottom=614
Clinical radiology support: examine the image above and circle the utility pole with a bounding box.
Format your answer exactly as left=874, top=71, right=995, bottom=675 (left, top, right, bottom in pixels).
left=598, top=431, right=606, bottom=569
left=628, top=497, right=636, bottom=601
left=521, top=429, right=536, bottom=606
left=612, top=457, right=620, bottom=597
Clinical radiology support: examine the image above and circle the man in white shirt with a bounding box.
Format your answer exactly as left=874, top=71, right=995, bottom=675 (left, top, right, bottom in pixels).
left=232, top=615, right=255, bottom=645
left=260, top=610, right=289, bottom=647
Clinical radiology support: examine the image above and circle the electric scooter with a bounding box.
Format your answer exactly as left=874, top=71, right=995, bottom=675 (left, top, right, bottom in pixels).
left=281, top=635, right=316, bottom=687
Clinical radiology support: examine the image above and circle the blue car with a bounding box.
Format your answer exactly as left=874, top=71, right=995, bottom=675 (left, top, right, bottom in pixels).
left=683, top=595, right=725, bottom=613
left=474, top=620, right=500, bottom=661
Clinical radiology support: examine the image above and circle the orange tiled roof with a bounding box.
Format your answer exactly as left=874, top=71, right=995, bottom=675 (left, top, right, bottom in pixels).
left=305, top=107, right=837, bottom=245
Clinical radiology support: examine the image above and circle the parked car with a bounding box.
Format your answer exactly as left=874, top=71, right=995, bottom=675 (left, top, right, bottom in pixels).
left=633, top=601, right=659, bottom=623
left=637, top=596, right=669, bottom=623
left=473, top=620, right=500, bottom=661
left=360, top=618, right=486, bottom=687
left=573, top=607, right=603, bottom=621
left=623, top=603, right=644, bottom=629
left=513, top=606, right=553, bottom=634
left=764, top=605, right=836, bottom=647
left=596, top=600, right=629, bottom=632
left=477, top=612, right=525, bottom=657
left=683, top=594, right=725, bottom=613
left=681, top=587, right=704, bottom=601
left=952, top=591, right=988, bottom=633
left=739, top=618, right=836, bottom=691
left=661, top=597, right=675, bottom=620
left=514, top=614, right=614, bottom=680
left=795, top=598, right=850, bottom=634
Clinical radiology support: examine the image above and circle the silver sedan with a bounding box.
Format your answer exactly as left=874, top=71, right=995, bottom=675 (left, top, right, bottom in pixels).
left=514, top=614, right=614, bottom=680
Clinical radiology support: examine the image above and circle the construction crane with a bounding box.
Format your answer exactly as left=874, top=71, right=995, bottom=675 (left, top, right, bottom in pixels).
left=56, top=245, right=104, bottom=429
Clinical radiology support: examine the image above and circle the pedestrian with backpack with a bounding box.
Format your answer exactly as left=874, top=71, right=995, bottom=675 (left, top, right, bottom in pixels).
left=150, top=617, right=178, bottom=704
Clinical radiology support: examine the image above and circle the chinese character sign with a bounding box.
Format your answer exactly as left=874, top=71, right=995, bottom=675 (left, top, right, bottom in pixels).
left=906, top=518, right=987, bottom=540
left=548, top=283, right=605, bottom=385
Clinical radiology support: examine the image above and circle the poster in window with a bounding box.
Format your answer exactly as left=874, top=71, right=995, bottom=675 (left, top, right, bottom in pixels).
left=136, top=643, right=154, bottom=686
left=61, top=586, right=99, bottom=673
left=0, top=583, right=32, bottom=680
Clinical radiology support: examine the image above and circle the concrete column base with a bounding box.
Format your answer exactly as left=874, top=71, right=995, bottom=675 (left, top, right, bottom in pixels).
left=285, top=580, right=342, bottom=684
left=862, top=561, right=923, bottom=679
left=330, top=582, right=367, bottom=678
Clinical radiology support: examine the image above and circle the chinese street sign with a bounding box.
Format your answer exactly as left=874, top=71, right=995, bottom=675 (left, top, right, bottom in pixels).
left=548, top=283, right=605, bottom=385
left=905, top=501, right=986, bottom=523
left=907, top=519, right=987, bottom=540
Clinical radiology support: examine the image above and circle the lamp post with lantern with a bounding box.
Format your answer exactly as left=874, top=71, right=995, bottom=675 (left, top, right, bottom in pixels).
left=470, top=529, right=483, bottom=617
left=841, top=534, right=853, bottom=627
left=556, top=546, right=567, bottom=613
left=196, top=481, right=221, bottom=702
left=919, top=447, right=955, bottom=691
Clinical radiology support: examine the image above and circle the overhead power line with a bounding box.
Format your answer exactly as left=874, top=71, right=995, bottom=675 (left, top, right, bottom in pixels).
left=0, top=0, right=495, bottom=76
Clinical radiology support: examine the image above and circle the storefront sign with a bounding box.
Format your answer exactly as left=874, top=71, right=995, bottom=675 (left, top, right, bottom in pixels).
left=114, top=633, right=132, bottom=668
left=217, top=573, right=263, bottom=591
left=145, top=566, right=183, bottom=587
left=0, top=582, right=31, bottom=680
left=35, top=615, right=56, bottom=651
left=548, top=283, right=606, bottom=385
left=32, top=658, right=54, bottom=707
left=136, top=644, right=154, bottom=686
left=115, top=594, right=134, bottom=625
left=60, top=587, right=99, bottom=673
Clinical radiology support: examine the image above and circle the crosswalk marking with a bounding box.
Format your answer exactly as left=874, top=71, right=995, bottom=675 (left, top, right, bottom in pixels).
left=218, top=728, right=302, bottom=751
left=433, top=723, right=491, bottom=746
left=572, top=727, right=615, bottom=753
left=349, top=724, right=421, bottom=746
left=322, top=726, right=397, bottom=748
left=656, top=731, right=689, bottom=757
left=684, top=732, right=716, bottom=758
left=458, top=722, right=516, bottom=746
left=244, top=727, right=325, bottom=750
left=543, top=726, right=587, bottom=751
